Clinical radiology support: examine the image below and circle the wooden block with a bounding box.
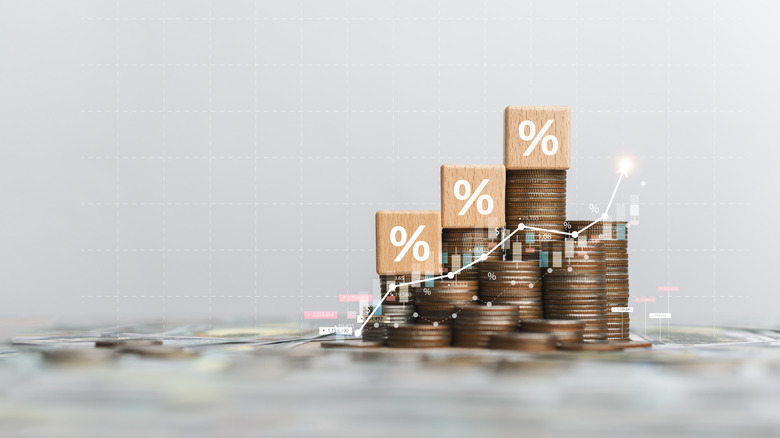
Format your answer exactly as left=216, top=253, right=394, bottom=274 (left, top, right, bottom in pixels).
left=375, top=211, right=442, bottom=276
left=440, top=164, right=506, bottom=229
left=504, top=106, right=571, bottom=169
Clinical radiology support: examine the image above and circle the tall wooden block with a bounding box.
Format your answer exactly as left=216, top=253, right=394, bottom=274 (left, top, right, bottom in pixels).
left=440, top=164, right=506, bottom=229
left=375, top=211, right=442, bottom=276
left=505, top=106, right=571, bottom=169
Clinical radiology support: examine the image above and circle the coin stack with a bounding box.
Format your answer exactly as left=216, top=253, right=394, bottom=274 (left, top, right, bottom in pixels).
left=378, top=274, right=416, bottom=304
left=567, top=221, right=630, bottom=340
left=452, top=305, right=518, bottom=348
left=489, top=332, right=558, bottom=351
left=442, top=228, right=502, bottom=281
left=360, top=306, right=386, bottom=343
left=505, top=170, right=567, bottom=260
left=478, top=260, right=544, bottom=322
left=518, top=319, right=585, bottom=344
left=361, top=304, right=416, bottom=344
left=413, top=280, right=479, bottom=325
left=541, top=240, right=607, bottom=342
left=387, top=324, right=452, bottom=348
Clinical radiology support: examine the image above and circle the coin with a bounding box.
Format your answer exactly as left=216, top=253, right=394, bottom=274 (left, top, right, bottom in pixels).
left=479, top=260, right=546, bottom=321
left=361, top=303, right=416, bottom=344
left=519, top=319, right=586, bottom=343
left=489, top=332, right=558, bottom=351
left=378, top=274, right=417, bottom=304
left=505, top=170, right=568, bottom=261
left=557, top=341, right=625, bottom=352
left=387, top=325, right=452, bottom=348
left=442, top=228, right=503, bottom=281
left=609, top=340, right=652, bottom=349
left=565, top=221, right=631, bottom=340
left=453, top=305, right=519, bottom=348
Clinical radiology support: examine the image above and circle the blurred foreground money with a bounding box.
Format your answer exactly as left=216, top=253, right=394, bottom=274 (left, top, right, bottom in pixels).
left=2, top=321, right=780, bottom=437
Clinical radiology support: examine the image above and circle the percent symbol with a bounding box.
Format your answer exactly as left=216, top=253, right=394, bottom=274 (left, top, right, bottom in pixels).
left=454, top=179, right=494, bottom=215
left=390, top=225, right=430, bottom=262
left=588, top=203, right=600, bottom=213
left=487, top=272, right=497, bottom=281
left=519, top=120, right=559, bottom=156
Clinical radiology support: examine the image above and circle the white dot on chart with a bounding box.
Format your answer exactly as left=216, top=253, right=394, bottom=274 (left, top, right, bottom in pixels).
left=641, top=181, right=646, bottom=187
left=517, top=223, right=525, bottom=230
left=547, top=268, right=553, bottom=273
left=355, top=330, right=362, bottom=337
left=510, top=280, right=516, bottom=286
left=571, top=231, right=579, bottom=238
left=433, top=322, right=439, bottom=327
left=480, top=254, right=488, bottom=261
left=567, top=267, right=573, bottom=272
left=452, top=313, right=458, bottom=319
left=447, top=272, right=455, bottom=279
left=389, top=284, right=396, bottom=291
left=486, top=302, right=492, bottom=307
left=528, top=283, right=534, bottom=288
left=393, top=323, right=399, bottom=328
left=374, top=323, right=379, bottom=328
left=584, top=254, right=589, bottom=260
left=472, top=295, right=478, bottom=301
left=601, top=213, right=609, bottom=220
left=413, top=312, right=419, bottom=318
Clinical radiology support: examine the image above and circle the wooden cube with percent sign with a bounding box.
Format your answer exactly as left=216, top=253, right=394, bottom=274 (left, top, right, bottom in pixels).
left=440, top=164, right=506, bottom=229
left=504, top=106, right=570, bottom=169
left=375, top=211, right=442, bottom=276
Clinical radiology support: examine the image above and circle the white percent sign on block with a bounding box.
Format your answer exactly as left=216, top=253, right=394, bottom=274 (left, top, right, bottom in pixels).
left=453, top=179, right=494, bottom=216
left=519, top=119, right=559, bottom=156
left=390, top=225, right=430, bottom=262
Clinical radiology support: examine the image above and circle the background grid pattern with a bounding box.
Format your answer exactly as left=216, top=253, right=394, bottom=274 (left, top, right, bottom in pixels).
left=1, top=0, right=779, bottom=333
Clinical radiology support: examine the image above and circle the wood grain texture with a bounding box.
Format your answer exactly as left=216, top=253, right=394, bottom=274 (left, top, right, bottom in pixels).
left=375, top=211, right=442, bottom=276
left=504, top=106, right=571, bottom=169
left=440, top=164, right=506, bottom=229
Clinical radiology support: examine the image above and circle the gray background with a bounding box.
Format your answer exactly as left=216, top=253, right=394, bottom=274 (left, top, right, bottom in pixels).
left=1, top=0, right=778, bottom=333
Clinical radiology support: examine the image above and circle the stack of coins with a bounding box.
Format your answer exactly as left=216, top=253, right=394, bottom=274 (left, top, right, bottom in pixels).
left=378, top=274, right=416, bottom=304
left=442, top=228, right=502, bottom=281
left=558, top=341, right=624, bottom=352
left=360, top=306, right=386, bottom=343
left=414, top=280, right=479, bottom=325
left=478, top=260, right=544, bottom=322
left=361, top=303, right=416, bottom=344
left=452, top=305, right=518, bottom=348
left=489, top=333, right=558, bottom=352
left=505, top=170, right=567, bottom=260
left=567, top=221, right=630, bottom=340
left=518, top=319, right=585, bottom=343
left=386, top=324, right=452, bottom=348
left=541, top=240, right=607, bottom=342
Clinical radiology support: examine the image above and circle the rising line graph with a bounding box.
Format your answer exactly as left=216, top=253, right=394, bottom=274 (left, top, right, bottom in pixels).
left=356, top=162, right=630, bottom=337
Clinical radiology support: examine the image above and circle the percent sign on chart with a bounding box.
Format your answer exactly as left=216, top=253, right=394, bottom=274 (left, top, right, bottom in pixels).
left=454, top=179, right=494, bottom=215
left=441, top=164, right=506, bottom=229
left=504, top=106, right=570, bottom=170
left=390, top=225, right=430, bottom=262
